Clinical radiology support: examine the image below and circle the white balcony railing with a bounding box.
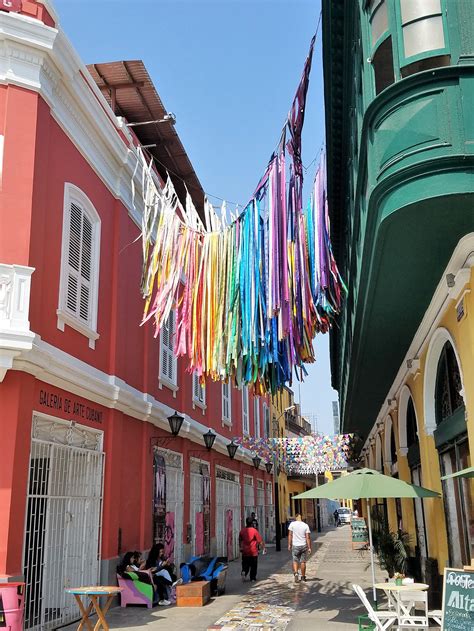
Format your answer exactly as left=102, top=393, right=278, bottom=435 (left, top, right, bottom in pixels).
left=0, top=263, right=35, bottom=381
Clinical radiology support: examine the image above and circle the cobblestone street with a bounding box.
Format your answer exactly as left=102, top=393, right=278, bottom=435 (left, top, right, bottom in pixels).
left=63, top=526, right=384, bottom=631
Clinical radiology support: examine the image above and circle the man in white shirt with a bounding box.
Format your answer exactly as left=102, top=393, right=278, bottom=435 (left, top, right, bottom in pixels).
left=288, top=514, right=312, bottom=582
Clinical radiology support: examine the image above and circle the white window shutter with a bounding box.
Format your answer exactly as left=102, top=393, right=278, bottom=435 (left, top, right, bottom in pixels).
left=160, top=310, right=177, bottom=386
left=222, top=383, right=231, bottom=421
left=65, top=202, right=93, bottom=323
left=58, top=185, right=101, bottom=348
left=192, top=373, right=205, bottom=405
left=242, top=388, right=249, bottom=434
left=254, top=398, right=260, bottom=438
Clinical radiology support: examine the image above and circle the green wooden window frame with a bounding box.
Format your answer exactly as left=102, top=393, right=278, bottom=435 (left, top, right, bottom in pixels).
left=434, top=341, right=464, bottom=427
left=364, top=0, right=398, bottom=96
left=395, top=0, right=450, bottom=68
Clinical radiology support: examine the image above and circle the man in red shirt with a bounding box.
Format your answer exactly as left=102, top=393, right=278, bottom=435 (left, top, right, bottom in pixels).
left=239, top=517, right=265, bottom=582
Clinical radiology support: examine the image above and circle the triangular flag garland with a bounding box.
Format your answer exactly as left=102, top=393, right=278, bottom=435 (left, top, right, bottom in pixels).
left=136, top=34, right=346, bottom=394
left=234, top=433, right=360, bottom=475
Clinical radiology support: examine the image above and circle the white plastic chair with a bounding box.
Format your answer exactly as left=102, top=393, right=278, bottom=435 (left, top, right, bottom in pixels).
left=397, top=590, right=429, bottom=629
left=428, top=609, right=442, bottom=626
left=352, top=584, right=398, bottom=631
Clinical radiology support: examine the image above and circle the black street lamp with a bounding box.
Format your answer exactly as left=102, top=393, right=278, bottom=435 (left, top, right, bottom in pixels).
left=226, top=440, right=239, bottom=460
left=167, top=411, right=184, bottom=436
left=265, top=461, right=273, bottom=474
left=203, top=428, right=217, bottom=451
left=252, top=455, right=261, bottom=470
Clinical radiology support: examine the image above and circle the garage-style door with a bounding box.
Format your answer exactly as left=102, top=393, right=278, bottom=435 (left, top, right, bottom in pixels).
left=216, top=468, right=241, bottom=560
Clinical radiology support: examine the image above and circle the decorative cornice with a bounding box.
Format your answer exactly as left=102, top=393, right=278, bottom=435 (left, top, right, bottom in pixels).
left=0, top=10, right=149, bottom=226
left=12, top=334, right=254, bottom=464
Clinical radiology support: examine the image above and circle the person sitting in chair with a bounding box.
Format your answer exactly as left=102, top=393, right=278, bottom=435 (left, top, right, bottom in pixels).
left=118, top=551, right=172, bottom=606
left=145, top=543, right=182, bottom=588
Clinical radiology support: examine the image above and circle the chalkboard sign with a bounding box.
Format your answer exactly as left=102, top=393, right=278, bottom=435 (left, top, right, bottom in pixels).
left=351, top=518, right=368, bottom=549
left=442, top=568, right=474, bottom=631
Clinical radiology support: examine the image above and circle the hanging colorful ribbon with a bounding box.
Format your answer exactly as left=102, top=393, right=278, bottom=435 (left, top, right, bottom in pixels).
left=136, top=32, right=346, bottom=394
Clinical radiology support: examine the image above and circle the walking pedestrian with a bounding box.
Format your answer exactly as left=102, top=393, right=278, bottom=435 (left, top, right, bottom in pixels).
left=250, top=511, right=259, bottom=529
left=288, top=513, right=311, bottom=583
left=239, top=517, right=265, bottom=582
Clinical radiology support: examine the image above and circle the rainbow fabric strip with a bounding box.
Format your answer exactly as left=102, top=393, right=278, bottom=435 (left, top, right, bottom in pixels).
left=138, top=36, right=345, bottom=394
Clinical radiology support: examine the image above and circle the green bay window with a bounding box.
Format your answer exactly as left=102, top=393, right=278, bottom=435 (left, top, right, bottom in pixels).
left=364, top=0, right=451, bottom=96
left=368, top=0, right=395, bottom=94
left=397, top=0, right=450, bottom=76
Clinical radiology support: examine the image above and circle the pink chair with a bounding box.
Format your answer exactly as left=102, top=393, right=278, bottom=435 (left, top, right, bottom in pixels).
left=117, top=574, right=154, bottom=608
left=0, top=583, right=25, bottom=631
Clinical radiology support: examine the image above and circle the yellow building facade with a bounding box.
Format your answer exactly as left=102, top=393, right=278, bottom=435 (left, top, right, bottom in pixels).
left=362, top=236, right=474, bottom=587
left=270, top=386, right=292, bottom=532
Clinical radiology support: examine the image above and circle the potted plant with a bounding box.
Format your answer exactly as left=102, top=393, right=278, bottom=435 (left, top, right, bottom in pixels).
left=370, top=513, right=412, bottom=579
left=394, top=572, right=405, bottom=586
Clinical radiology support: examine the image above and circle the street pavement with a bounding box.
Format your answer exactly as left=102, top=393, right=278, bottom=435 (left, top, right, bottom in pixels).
left=62, top=526, right=385, bottom=630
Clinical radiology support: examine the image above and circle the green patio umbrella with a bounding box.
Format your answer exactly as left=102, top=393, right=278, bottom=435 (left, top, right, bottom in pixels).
left=293, top=468, right=440, bottom=602
left=441, top=465, right=474, bottom=480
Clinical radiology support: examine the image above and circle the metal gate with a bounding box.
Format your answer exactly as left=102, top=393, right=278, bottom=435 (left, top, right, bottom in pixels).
left=190, top=460, right=210, bottom=556
left=256, top=479, right=265, bottom=539
left=156, top=449, right=184, bottom=568
left=23, top=416, right=104, bottom=631
left=265, top=481, right=275, bottom=542
left=243, top=475, right=255, bottom=524
left=215, top=468, right=241, bottom=560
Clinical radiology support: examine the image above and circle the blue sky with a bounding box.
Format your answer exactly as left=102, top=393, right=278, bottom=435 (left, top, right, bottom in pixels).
left=54, top=0, right=339, bottom=434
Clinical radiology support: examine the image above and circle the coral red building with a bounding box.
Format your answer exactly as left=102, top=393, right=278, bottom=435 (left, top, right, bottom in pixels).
left=0, top=2, right=273, bottom=628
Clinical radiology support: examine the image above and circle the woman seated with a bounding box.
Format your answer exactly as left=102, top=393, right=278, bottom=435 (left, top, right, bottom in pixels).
left=145, top=543, right=182, bottom=588
left=117, top=550, right=172, bottom=606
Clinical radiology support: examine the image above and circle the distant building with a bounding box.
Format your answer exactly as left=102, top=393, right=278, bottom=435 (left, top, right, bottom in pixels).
left=332, top=401, right=340, bottom=435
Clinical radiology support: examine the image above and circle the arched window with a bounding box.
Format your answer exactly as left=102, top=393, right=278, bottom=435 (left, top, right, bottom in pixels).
left=435, top=341, right=464, bottom=426
left=390, top=426, right=397, bottom=464
left=406, top=397, right=418, bottom=448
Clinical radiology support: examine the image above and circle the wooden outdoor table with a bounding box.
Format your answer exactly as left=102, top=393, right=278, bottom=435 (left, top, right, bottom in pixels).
left=65, top=586, right=123, bottom=630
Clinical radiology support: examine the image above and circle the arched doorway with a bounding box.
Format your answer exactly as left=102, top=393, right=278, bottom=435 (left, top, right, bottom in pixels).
left=399, top=392, right=428, bottom=574
left=430, top=339, right=472, bottom=567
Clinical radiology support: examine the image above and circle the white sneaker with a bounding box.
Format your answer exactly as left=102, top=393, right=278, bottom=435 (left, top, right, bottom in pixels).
left=172, top=578, right=183, bottom=588
left=158, top=599, right=171, bottom=606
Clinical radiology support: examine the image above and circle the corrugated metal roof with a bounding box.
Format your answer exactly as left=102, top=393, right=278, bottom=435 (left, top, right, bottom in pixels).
left=86, top=60, right=205, bottom=212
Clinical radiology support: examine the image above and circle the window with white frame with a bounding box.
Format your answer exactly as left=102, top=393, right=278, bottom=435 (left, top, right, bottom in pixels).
left=159, top=310, right=177, bottom=387
left=254, top=397, right=260, bottom=438
left=242, top=387, right=249, bottom=435
left=57, top=183, right=101, bottom=349
left=193, top=372, right=206, bottom=407
left=263, top=403, right=270, bottom=438
left=222, top=382, right=231, bottom=423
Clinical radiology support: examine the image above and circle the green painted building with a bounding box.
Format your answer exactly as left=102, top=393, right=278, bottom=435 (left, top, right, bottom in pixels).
left=324, top=0, right=474, bottom=439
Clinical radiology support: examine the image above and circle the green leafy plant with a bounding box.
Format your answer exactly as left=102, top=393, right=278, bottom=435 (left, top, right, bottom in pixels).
left=373, top=528, right=412, bottom=578
left=370, top=511, right=412, bottom=578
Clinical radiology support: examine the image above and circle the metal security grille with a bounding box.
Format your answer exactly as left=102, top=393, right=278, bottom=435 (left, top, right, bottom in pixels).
left=156, top=449, right=184, bottom=568
left=243, top=476, right=255, bottom=523
left=256, top=480, right=265, bottom=540
left=23, top=417, right=104, bottom=630
left=190, top=460, right=210, bottom=556
left=215, top=469, right=241, bottom=560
